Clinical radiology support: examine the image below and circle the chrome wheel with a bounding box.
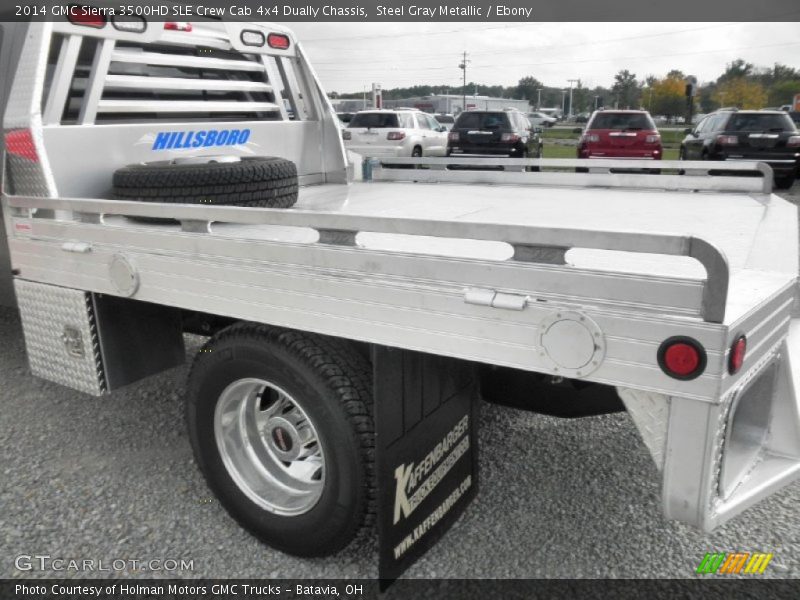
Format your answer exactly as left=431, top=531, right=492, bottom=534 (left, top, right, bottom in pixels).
left=214, top=378, right=325, bottom=516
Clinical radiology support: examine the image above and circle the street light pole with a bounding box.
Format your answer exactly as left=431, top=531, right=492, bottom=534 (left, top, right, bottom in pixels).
left=567, top=79, right=579, bottom=119
left=561, top=90, right=567, bottom=118
left=536, top=88, right=543, bottom=110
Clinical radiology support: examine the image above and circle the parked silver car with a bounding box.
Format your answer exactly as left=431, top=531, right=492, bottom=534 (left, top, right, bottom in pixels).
left=527, top=111, right=557, bottom=128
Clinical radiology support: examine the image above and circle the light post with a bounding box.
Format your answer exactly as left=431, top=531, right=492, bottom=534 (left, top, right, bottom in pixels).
left=536, top=88, right=543, bottom=110
left=567, top=79, right=579, bottom=119
left=561, top=90, right=567, bottom=118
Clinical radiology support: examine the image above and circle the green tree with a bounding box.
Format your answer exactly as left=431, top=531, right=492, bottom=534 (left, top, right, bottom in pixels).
left=698, top=84, right=719, bottom=113
left=768, top=80, right=800, bottom=107
left=612, top=69, right=639, bottom=108
left=650, top=74, right=685, bottom=119
left=756, top=63, right=798, bottom=87
left=571, top=80, right=590, bottom=113
left=515, top=76, right=544, bottom=106
left=772, top=63, right=798, bottom=81
left=713, top=78, right=766, bottom=109
left=591, top=86, right=611, bottom=110
left=666, top=69, right=686, bottom=80
left=718, top=59, right=754, bottom=83
left=484, top=85, right=505, bottom=98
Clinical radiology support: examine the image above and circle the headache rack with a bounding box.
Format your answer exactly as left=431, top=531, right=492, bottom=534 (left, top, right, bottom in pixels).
left=42, top=21, right=310, bottom=125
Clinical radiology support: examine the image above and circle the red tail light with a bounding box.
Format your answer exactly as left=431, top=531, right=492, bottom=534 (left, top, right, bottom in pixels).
left=501, top=133, right=520, bottom=143
left=717, top=135, right=738, bottom=146
left=67, top=6, right=106, bottom=28
left=728, top=335, right=747, bottom=375
left=645, top=134, right=661, bottom=144
left=788, top=135, right=800, bottom=148
left=267, top=33, right=290, bottom=50
left=448, top=132, right=460, bottom=142
left=164, top=22, right=192, bottom=32
left=658, top=337, right=706, bottom=380
left=386, top=132, right=405, bottom=141
left=5, top=129, right=39, bottom=162
left=581, top=133, right=600, bottom=143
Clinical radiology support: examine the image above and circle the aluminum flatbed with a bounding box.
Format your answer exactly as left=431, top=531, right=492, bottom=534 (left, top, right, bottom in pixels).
left=5, top=161, right=796, bottom=401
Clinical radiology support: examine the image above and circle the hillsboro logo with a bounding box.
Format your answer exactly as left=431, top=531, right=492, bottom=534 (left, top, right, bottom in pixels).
left=696, top=552, right=773, bottom=575
left=150, top=129, right=251, bottom=150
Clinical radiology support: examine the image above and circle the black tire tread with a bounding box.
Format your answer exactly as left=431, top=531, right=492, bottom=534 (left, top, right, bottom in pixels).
left=186, top=323, right=375, bottom=553
left=112, top=157, right=298, bottom=208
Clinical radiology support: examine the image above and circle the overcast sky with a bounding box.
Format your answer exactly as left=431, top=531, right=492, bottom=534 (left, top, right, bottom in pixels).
left=286, top=22, right=800, bottom=93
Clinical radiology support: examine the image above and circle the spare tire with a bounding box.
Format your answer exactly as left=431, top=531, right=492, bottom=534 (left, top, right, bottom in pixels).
left=112, top=156, right=298, bottom=209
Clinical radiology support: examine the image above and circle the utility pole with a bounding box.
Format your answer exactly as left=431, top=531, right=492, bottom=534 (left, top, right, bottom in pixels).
left=536, top=88, right=543, bottom=110
left=594, top=95, right=600, bottom=110
left=459, top=51, right=470, bottom=113
left=561, top=90, right=567, bottom=118
left=685, top=75, right=697, bottom=125
left=567, top=79, right=579, bottom=119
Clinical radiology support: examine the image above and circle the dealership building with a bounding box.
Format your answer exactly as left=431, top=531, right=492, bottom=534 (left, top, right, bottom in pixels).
left=334, top=94, right=530, bottom=114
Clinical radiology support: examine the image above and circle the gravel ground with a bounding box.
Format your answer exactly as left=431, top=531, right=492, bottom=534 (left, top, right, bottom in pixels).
left=2, top=186, right=800, bottom=583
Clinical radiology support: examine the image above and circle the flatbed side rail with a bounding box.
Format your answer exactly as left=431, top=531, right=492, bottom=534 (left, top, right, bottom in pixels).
left=4, top=193, right=729, bottom=323
left=369, top=158, right=774, bottom=194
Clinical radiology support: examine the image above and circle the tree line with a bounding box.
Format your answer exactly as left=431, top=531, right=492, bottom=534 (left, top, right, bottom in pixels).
left=332, top=59, right=800, bottom=118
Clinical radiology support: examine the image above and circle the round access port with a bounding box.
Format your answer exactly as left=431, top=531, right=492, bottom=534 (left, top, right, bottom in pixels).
left=538, top=310, right=605, bottom=378
left=109, top=255, right=139, bottom=297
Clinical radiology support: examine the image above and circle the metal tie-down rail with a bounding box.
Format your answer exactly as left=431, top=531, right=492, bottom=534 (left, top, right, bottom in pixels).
left=5, top=186, right=730, bottom=322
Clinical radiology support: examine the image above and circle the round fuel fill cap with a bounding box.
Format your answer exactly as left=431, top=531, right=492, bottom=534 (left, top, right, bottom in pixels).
left=538, top=311, right=605, bottom=378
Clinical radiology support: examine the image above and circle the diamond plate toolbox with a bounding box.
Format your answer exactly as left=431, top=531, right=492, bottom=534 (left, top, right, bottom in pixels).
left=14, top=279, right=105, bottom=396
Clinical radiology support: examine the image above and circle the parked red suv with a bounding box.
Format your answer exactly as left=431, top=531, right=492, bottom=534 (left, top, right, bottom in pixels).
left=577, top=110, right=662, bottom=160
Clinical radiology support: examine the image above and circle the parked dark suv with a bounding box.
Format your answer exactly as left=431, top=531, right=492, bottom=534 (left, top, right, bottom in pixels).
left=447, top=109, right=542, bottom=158
left=680, top=109, right=800, bottom=189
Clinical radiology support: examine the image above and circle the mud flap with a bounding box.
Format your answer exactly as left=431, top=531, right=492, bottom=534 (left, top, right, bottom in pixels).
left=373, top=346, right=479, bottom=587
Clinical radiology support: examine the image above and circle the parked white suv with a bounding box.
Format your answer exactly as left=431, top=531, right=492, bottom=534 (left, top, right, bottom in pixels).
left=527, top=111, right=557, bottom=128
left=343, top=109, right=448, bottom=158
